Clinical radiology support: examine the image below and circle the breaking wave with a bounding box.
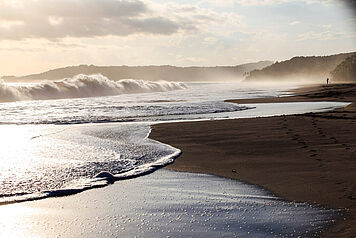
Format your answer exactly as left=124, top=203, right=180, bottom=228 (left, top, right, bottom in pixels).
left=0, top=74, right=187, bottom=102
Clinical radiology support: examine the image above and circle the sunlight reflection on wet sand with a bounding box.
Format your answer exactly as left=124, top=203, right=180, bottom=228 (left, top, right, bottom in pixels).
left=0, top=170, right=335, bottom=238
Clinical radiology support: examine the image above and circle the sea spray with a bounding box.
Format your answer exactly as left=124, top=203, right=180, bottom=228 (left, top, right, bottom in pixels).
left=0, top=74, right=187, bottom=102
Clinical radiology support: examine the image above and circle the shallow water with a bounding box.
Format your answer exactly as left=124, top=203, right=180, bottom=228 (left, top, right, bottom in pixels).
left=0, top=170, right=336, bottom=237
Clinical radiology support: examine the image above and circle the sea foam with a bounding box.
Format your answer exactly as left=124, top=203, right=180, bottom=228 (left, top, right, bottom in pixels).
left=0, top=74, right=187, bottom=102
left=0, top=136, right=181, bottom=205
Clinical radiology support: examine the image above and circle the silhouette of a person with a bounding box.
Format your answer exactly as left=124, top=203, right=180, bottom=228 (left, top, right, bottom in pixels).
left=327, top=78, right=329, bottom=85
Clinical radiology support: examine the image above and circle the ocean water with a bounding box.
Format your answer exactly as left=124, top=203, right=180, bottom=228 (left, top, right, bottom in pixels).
left=0, top=75, right=347, bottom=236
left=0, top=75, right=349, bottom=201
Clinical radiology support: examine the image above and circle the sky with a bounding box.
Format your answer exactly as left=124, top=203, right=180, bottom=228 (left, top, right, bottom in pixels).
left=0, top=0, right=355, bottom=76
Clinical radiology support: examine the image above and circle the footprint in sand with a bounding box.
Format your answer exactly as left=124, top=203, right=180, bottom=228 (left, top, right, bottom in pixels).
left=341, top=144, right=351, bottom=150
left=317, top=129, right=325, bottom=135
left=329, top=137, right=339, bottom=143
left=286, top=128, right=293, bottom=134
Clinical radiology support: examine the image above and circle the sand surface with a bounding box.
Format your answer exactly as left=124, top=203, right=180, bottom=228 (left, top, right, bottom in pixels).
left=150, top=83, right=356, bottom=237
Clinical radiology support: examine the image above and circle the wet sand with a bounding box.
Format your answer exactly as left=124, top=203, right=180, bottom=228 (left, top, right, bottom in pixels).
left=0, top=170, right=334, bottom=237
left=149, top=83, right=356, bottom=237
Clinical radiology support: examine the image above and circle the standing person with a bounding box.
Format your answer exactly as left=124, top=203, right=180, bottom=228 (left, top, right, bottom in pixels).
left=327, top=78, right=329, bottom=85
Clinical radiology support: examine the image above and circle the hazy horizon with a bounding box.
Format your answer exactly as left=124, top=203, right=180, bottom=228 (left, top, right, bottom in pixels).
left=2, top=60, right=275, bottom=77
left=2, top=52, right=355, bottom=78
left=0, top=0, right=355, bottom=76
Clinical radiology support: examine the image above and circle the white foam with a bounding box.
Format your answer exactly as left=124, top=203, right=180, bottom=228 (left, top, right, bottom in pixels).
left=0, top=74, right=187, bottom=102
left=0, top=133, right=181, bottom=205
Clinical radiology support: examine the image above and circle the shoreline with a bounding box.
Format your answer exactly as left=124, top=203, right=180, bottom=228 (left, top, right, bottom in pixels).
left=149, top=83, right=356, bottom=237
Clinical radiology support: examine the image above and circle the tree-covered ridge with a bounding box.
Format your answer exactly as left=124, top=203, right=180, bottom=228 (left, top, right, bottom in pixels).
left=331, top=54, right=356, bottom=82
left=245, top=52, right=355, bottom=82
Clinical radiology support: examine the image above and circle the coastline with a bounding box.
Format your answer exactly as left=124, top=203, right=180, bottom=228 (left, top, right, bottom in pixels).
left=149, top=83, right=356, bottom=237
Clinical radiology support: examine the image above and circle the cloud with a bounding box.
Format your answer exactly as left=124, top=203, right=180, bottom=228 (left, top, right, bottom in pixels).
left=237, top=0, right=338, bottom=6
left=321, top=24, right=332, bottom=29
left=237, top=0, right=287, bottom=5
left=296, top=30, right=356, bottom=41
left=198, top=0, right=236, bottom=7
left=0, top=47, right=44, bottom=52
left=203, top=36, right=219, bottom=45
left=289, top=21, right=300, bottom=25
left=0, top=0, right=227, bottom=41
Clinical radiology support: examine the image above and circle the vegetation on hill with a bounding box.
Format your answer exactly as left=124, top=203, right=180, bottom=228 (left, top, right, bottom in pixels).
left=245, top=52, right=354, bottom=83
left=331, top=54, right=356, bottom=82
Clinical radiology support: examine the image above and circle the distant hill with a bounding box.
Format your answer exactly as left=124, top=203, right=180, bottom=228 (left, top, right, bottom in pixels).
left=245, top=52, right=355, bottom=83
left=1, top=61, right=273, bottom=83
left=331, top=54, right=356, bottom=82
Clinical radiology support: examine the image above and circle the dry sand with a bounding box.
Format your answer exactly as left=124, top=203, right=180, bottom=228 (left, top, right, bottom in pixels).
left=149, top=83, right=356, bottom=237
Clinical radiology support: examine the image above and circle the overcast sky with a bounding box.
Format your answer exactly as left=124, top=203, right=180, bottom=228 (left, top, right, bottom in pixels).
left=0, top=0, right=355, bottom=76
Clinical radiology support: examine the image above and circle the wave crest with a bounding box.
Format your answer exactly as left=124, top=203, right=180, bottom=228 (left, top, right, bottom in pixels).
left=0, top=74, right=187, bottom=102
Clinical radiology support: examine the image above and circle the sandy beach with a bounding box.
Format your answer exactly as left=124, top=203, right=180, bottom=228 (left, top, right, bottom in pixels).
left=150, top=83, right=356, bottom=237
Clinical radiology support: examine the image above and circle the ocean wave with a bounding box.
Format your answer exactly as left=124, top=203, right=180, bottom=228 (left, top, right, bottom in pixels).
left=0, top=74, right=187, bottom=102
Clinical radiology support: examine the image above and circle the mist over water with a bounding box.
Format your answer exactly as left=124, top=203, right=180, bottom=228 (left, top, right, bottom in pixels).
left=0, top=74, right=187, bottom=102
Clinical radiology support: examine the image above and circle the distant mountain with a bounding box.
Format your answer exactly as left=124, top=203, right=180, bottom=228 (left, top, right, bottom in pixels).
left=245, top=52, right=355, bottom=83
left=331, top=54, right=356, bottom=82
left=1, top=61, right=273, bottom=82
